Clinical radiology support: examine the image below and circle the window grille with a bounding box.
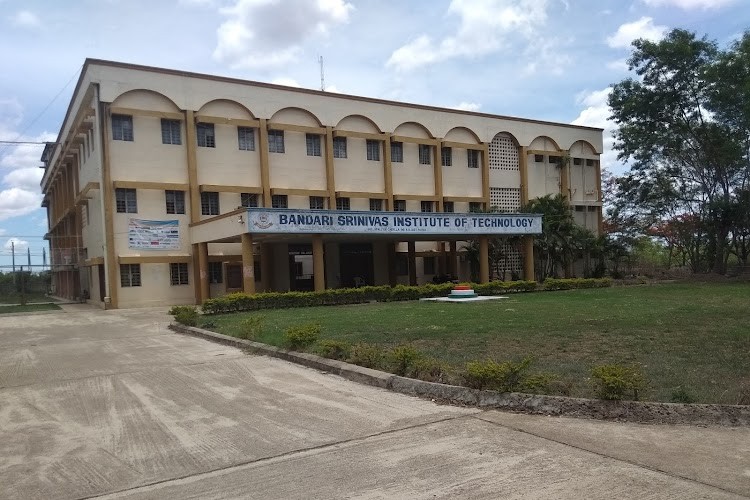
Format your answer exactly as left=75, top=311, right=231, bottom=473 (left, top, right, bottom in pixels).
left=306, top=133, right=322, bottom=156
left=161, top=119, right=181, bottom=145
left=112, top=115, right=133, bottom=141
left=197, top=123, right=215, bottom=148
left=333, top=136, right=347, bottom=158
left=115, top=188, right=137, bottom=213
left=268, top=130, right=285, bottom=153
left=170, top=263, right=189, bottom=285
left=238, top=127, right=255, bottom=151
left=165, top=190, right=185, bottom=214
left=201, top=191, right=219, bottom=215
left=366, top=139, right=380, bottom=161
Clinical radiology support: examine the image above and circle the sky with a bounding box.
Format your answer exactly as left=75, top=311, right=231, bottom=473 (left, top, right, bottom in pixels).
left=0, top=0, right=748, bottom=268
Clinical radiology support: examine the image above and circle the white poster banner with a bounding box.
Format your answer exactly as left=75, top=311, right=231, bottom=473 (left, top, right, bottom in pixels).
left=246, top=209, right=542, bottom=236
left=128, top=219, right=180, bottom=249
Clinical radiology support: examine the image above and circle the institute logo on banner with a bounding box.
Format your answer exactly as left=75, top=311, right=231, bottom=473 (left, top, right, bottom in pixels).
left=128, top=219, right=180, bottom=250
left=251, top=212, right=274, bottom=230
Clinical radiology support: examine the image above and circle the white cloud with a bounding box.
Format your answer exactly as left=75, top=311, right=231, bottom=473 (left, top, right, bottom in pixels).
left=571, top=87, right=623, bottom=174
left=452, top=102, right=481, bottom=112
left=10, top=10, right=41, bottom=28
left=640, top=0, right=734, bottom=9
left=270, top=77, right=302, bottom=88
left=0, top=188, right=42, bottom=221
left=607, top=17, right=667, bottom=49
left=323, top=84, right=342, bottom=93
left=387, top=0, right=552, bottom=71
left=0, top=229, right=7, bottom=237
left=606, top=58, right=629, bottom=72
left=2, top=168, right=43, bottom=191
left=3, top=237, right=29, bottom=252
left=213, top=0, right=354, bottom=69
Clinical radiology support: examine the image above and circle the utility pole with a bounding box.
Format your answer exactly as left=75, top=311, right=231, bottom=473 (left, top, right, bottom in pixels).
left=11, top=240, right=15, bottom=273
left=319, top=55, right=325, bottom=91
left=27, top=246, right=31, bottom=268
left=42, top=247, right=47, bottom=268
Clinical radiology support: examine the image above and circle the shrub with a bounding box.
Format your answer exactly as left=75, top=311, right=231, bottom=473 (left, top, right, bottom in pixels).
left=169, top=305, right=198, bottom=327
left=543, top=278, right=612, bottom=291
left=411, top=357, right=449, bottom=383
left=347, top=342, right=385, bottom=369
left=316, top=339, right=352, bottom=360
left=283, top=323, right=321, bottom=350
left=463, top=357, right=533, bottom=392
left=590, top=364, right=646, bottom=400
left=521, top=372, right=558, bottom=394
left=388, top=344, right=422, bottom=376
left=237, top=315, right=264, bottom=340
left=670, top=387, right=697, bottom=404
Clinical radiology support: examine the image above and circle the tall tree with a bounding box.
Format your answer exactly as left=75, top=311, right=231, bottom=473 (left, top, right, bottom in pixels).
left=608, top=29, right=750, bottom=274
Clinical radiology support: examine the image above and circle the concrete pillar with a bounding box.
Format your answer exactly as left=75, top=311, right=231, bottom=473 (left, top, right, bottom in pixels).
left=197, top=242, right=209, bottom=303
left=522, top=235, right=535, bottom=281
left=479, top=236, right=490, bottom=284
left=260, top=243, right=273, bottom=291
left=241, top=233, right=256, bottom=294
left=407, top=241, right=417, bottom=286
left=449, top=241, right=457, bottom=279
left=312, top=235, right=325, bottom=292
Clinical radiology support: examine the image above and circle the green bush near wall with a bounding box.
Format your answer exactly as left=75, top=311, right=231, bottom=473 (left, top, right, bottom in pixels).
left=200, top=278, right=611, bottom=314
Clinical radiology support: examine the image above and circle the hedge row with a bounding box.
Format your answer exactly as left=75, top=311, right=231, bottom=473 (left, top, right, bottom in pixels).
left=201, top=278, right=611, bottom=314
left=542, top=277, right=613, bottom=290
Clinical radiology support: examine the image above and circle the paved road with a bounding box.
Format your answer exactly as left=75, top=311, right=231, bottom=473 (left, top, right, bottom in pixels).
left=1, top=305, right=748, bottom=499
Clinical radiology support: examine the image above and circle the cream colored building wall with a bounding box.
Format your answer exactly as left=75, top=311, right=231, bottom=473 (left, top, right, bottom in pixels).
left=118, top=263, right=194, bottom=308
left=195, top=124, right=261, bottom=187
left=82, top=190, right=104, bottom=259
left=333, top=137, right=385, bottom=193
left=112, top=188, right=192, bottom=256
left=267, top=130, right=327, bottom=191
left=392, top=143, right=435, bottom=197
left=443, top=149, right=483, bottom=198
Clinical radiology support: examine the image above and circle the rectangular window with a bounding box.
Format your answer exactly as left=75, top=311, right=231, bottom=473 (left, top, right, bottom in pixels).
left=201, top=191, right=220, bottom=216
left=238, top=127, right=255, bottom=151
left=421, top=201, right=433, bottom=213
left=549, top=155, right=560, bottom=164
left=534, top=154, right=544, bottom=163
left=160, top=119, right=181, bottom=145
left=443, top=201, right=454, bottom=213
left=573, top=157, right=582, bottom=166
left=418, top=144, right=431, bottom=165
left=467, top=149, right=479, bottom=169
left=115, top=188, right=137, bottom=213
left=268, top=129, right=285, bottom=153
left=369, top=198, right=382, bottom=211
left=336, top=197, right=350, bottom=210
left=586, top=159, right=596, bottom=167
left=441, top=147, right=452, bottom=166
left=170, top=263, right=189, bottom=285
left=306, top=134, right=322, bottom=156
left=120, top=264, right=141, bottom=287
left=112, top=114, right=133, bottom=141
left=390, top=141, right=403, bottom=163
left=588, top=206, right=597, bottom=212
left=208, top=262, right=223, bottom=284
left=309, top=196, right=325, bottom=210
left=241, top=193, right=258, bottom=208
left=196, top=123, right=215, bottom=148
left=366, top=139, right=380, bottom=161
left=271, top=194, right=288, bottom=208
left=469, top=202, right=483, bottom=213
left=165, top=190, right=185, bottom=214
left=423, top=256, right=436, bottom=275
left=393, top=199, right=406, bottom=212
left=333, top=136, right=347, bottom=158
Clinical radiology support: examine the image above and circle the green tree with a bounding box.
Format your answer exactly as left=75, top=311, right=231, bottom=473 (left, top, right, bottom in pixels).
left=608, top=29, right=750, bottom=275
left=522, top=194, right=576, bottom=280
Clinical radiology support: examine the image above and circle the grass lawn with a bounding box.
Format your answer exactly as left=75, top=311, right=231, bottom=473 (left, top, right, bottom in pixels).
left=200, top=282, right=750, bottom=404
left=0, top=293, right=59, bottom=305
left=0, top=303, right=61, bottom=314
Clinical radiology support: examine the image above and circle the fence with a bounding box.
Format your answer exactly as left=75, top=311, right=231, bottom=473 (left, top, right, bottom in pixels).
left=0, top=265, right=79, bottom=305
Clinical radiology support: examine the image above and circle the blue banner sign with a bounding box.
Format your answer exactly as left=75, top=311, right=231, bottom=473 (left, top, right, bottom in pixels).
left=246, top=209, right=542, bottom=235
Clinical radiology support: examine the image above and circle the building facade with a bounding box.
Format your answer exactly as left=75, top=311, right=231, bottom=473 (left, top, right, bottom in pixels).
left=41, top=59, right=603, bottom=308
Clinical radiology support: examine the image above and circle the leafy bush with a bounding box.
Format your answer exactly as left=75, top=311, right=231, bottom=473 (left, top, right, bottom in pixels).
left=201, top=280, right=542, bottom=314
left=670, top=387, right=697, bottom=404
left=237, top=315, right=264, bottom=340
left=521, top=372, right=558, bottom=394
left=591, top=364, right=646, bottom=400
left=388, top=345, right=422, bottom=376
left=169, top=305, right=198, bottom=327
left=410, top=357, right=449, bottom=383
left=283, top=323, right=321, bottom=350
left=463, top=357, right=533, bottom=392
left=316, top=339, right=352, bottom=360
left=543, top=278, right=612, bottom=291
left=347, top=342, right=385, bottom=369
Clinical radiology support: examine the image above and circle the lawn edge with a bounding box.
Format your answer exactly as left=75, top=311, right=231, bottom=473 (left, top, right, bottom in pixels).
left=169, top=323, right=750, bottom=427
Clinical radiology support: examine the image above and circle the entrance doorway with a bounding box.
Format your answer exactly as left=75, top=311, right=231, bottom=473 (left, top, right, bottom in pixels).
left=226, top=264, right=242, bottom=291
left=97, top=264, right=105, bottom=302
left=339, top=243, right=373, bottom=287
left=288, top=244, right=314, bottom=291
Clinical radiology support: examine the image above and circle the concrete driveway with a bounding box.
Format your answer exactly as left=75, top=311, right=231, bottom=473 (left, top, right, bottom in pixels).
left=1, top=305, right=748, bottom=499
